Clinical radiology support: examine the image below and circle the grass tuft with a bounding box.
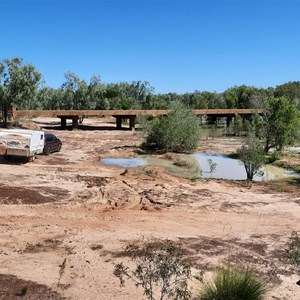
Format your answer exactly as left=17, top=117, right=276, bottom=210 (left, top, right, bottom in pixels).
left=197, top=267, right=267, bottom=300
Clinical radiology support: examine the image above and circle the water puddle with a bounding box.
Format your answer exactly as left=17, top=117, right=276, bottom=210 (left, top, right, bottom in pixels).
left=100, top=157, right=146, bottom=168
left=100, top=154, right=298, bottom=181
left=193, top=153, right=295, bottom=181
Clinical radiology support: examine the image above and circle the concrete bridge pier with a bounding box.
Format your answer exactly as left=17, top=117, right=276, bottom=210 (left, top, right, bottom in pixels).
left=114, top=115, right=136, bottom=131
left=58, top=115, right=79, bottom=129
left=226, top=116, right=233, bottom=127
left=207, top=115, right=218, bottom=125
left=116, top=116, right=122, bottom=129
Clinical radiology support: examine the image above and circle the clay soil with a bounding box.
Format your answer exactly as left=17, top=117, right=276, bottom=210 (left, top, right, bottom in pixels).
left=0, top=117, right=299, bottom=300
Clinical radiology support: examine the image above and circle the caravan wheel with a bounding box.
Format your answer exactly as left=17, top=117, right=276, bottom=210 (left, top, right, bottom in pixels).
left=28, top=155, right=35, bottom=162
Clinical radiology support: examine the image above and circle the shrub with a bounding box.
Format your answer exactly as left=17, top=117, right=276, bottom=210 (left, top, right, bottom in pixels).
left=141, top=104, right=201, bottom=152
left=285, top=231, right=300, bottom=272
left=197, top=267, right=267, bottom=300
left=266, top=151, right=281, bottom=164
left=237, top=134, right=265, bottom=181
left=114, top=239, right=192, bottom=300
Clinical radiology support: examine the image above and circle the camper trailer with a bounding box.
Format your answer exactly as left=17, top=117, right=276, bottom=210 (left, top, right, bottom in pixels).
left=0, top=129, right=45, bottom=161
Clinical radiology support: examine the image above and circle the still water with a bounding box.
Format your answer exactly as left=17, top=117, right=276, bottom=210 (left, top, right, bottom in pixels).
left=100, top=157, right=146, bottom=168
left=101, top=154, right=297, bottom=181
left=192, top=153, right=292, bottom=181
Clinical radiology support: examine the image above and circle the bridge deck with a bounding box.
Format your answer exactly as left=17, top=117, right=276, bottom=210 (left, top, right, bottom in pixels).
left=12, top=109, right=262, bottom=130
left=13, top=109, right=262, bottom=118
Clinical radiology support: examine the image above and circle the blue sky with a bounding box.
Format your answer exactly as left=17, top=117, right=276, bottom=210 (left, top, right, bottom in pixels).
left=1, top=0, right=300, bottom=94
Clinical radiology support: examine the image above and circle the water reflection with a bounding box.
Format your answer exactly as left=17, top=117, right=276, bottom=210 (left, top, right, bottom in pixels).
left=101, top=157, right=146, bottom=168
left=100, top=154, right=297, bottom=181
left=193, top=153, right=289, bottom=181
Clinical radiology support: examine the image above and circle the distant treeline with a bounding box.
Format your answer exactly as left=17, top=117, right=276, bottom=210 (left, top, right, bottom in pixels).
left=1, top=58, right=300, bottom=114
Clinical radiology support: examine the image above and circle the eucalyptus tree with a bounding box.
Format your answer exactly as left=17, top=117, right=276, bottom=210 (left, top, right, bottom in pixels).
left=262, top=97, right=300, bottom=153
left=0, top=57, right=42, bottom=127
left=237, top=134, right=265, bottom=181
left=37, top=86, right=65, bottom=110
left=88, top=75, right=109, bottom=109
left=61, top=72, right=91, bottom=109
left=130, top=80, right=154, bottom=109
left=223, top=85, right=263, bottom=109
left=274, top=81, right=300, bottom=109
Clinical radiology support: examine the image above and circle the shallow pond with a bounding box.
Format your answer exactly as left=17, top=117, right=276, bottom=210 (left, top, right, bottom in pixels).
left=100, top=157, right=147, bottom=168
left=100, top=154, right=298, bottom=181
left=192, top=153, right=294, bottom=181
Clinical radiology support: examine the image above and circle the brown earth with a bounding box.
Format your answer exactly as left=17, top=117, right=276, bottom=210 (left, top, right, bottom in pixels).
left=0, top=117, right=299, bottom=300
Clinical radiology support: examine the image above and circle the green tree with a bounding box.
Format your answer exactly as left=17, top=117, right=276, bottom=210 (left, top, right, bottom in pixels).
left=61, top=72, right=93, bottom=110
left=223, top=85, right=264, bottom=109
left=88, top=75, right=109, bottom=110
left=142, top=104, right=201, bottom=152
left=237, top=134, right=265, bottom=181
left=262, top=97, right=300, bottom=153
left=37, top=86, right=64, bottom=110
left=0, top=58, right=41, bottom=127
left=114, top=240, right=192, bottom=300
left=274, top=81, right=300, bottom=109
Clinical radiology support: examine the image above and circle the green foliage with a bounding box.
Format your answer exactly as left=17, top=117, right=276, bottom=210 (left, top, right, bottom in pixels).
left=142, top=105, right=201, bottom=152
left=0, top=57, right=42, bottom=126
left=266, top=151, right=281, bottom=164
left=285, top=231, right=300, bottom=273
left=262, top=97, right=300, bottom=153
left=1, top=56, right=300, bottom=134
left=237, top=134, right=265, bottom=181
left=223, top=85, right=261, bottom=109
left=114, top=239, right=192, bottom=300
left=197, top=267, right=267, bottom=300
left=274, top=81, right=300, bottom=109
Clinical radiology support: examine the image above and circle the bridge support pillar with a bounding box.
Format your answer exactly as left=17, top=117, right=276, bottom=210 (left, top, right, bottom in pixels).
left=116, top=116, right=122, bottom=129
left=60, top=117, right=67, bottom=128
left=129, top=116, right=136, bottom=131
left=226, top=116, right=233, bottom=128
left=207, top=115, right=217, bottom=125
left=58, top=115, right=79, bottom=129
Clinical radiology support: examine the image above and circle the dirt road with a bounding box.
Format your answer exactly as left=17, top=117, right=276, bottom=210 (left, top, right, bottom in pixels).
left=0, top=117, right=299, bottom=299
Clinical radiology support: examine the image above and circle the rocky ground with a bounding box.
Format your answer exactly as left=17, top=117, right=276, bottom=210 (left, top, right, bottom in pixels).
left=0, top=117, right=299, bottom=300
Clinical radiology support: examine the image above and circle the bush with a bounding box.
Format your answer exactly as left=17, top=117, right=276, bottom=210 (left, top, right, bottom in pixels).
left=197, top=267, right=267, bottom=300
left=141, top=105, right=201, bottom=152
left=266, top=151, right=281, bottom=164
left=237, top=134, right=265, bottom=181
left=285, top=231, right=300, bottom=272
left=114, top=239, right=192, bottom=300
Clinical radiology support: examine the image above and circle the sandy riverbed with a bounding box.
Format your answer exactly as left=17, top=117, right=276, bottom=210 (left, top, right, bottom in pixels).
left=0, top=117, right=299, bottom=300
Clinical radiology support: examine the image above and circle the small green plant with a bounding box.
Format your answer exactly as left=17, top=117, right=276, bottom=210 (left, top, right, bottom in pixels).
left=174, top=157, right=193, bottom=168
left=197, top=267, right=267, bottom=300
left=114, top=239, right=192, bottom=300
left=207, top=159, right=217, bottom=174
left=266, top=151, right=281, bottom=164
left=285, top=231, right=300, bottom=272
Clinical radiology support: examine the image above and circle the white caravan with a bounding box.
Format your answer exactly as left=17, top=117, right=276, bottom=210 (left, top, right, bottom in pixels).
left=0, top=129, right=45, bottom=161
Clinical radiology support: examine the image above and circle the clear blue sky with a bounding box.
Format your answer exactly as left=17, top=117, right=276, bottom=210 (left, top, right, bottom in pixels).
left=1, top=0, right=300, bottom=94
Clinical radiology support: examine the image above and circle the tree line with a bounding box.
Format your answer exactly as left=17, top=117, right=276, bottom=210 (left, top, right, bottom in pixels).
left=1, top=57, right=300, bottom=117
